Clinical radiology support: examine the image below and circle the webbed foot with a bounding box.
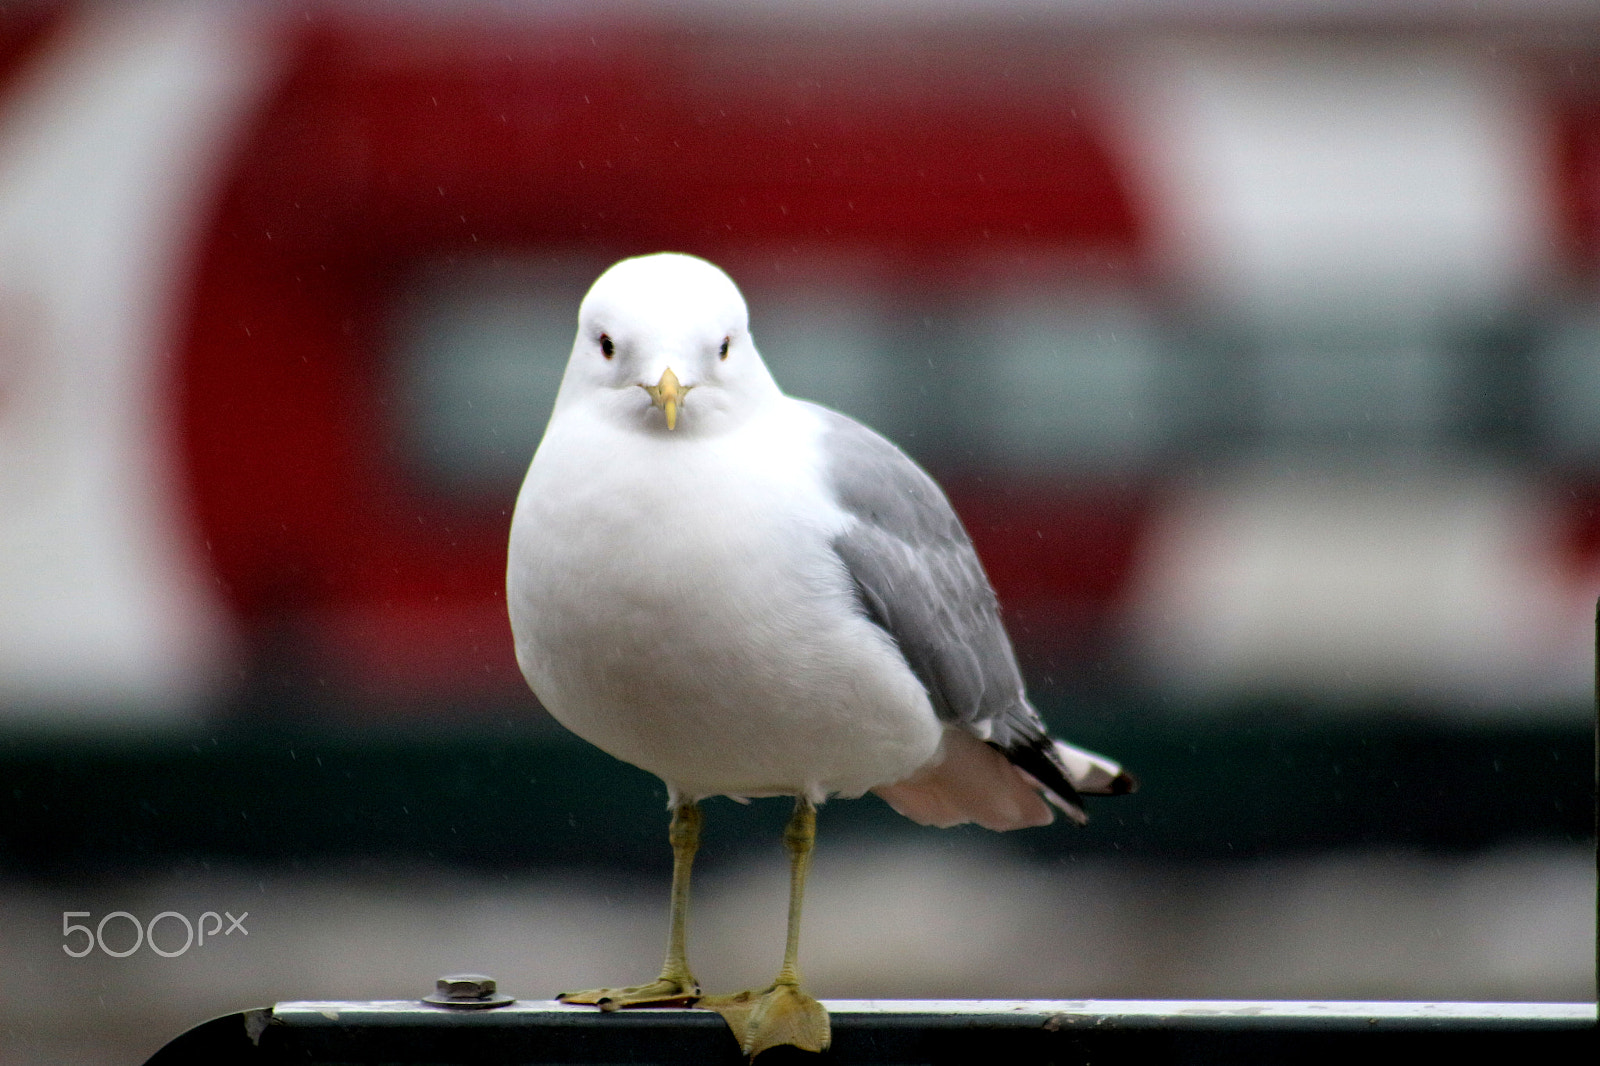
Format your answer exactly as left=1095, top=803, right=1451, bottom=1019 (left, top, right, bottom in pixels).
left=699, top=981, right=830, bottom=1058
left=556, top=977, right=700, bottom=1012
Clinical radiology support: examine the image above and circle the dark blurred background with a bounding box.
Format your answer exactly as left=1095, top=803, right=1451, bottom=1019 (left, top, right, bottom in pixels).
left=0, top=1, right=1594, bottom=1063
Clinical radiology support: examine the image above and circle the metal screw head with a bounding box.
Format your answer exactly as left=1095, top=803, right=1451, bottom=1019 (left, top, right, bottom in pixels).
left=423, top=973, right=514, bottom=1009
left=438, top=974, right=495, bottom=999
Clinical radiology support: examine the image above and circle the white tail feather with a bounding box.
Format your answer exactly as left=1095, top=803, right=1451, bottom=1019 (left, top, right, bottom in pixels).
left=873, top=730, right=1055, bottom=831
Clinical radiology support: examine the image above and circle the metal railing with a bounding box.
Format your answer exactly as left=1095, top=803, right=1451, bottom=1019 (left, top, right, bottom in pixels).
left=147, top=996, right=1595, bottom=1064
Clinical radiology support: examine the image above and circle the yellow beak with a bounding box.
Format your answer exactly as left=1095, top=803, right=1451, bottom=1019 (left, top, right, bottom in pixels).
left=640, top=366, right=691, bottom=430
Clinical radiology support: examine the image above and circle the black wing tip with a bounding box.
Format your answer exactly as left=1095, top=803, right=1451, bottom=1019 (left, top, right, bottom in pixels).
left=993, top=738, right=1088, bottom=826
left=995, top=738, right=1138, bottom=827
left=1049, top=792, right=1090, bottom=826
left=1107, top=769, right=1138, bottom=796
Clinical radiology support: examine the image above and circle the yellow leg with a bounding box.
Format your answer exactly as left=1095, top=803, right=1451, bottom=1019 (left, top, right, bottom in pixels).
left=700, top=798, right=832, bottom=1057
left=558, top=803, right=702, bottom=1010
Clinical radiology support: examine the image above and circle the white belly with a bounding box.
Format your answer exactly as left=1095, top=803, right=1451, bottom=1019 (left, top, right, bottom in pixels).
left=506, top=402, right=942, bottom=803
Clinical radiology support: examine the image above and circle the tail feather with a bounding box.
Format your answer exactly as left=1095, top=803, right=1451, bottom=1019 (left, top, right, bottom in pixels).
left=874, top=729, right=1055, bottom=830
left=874, top=729, right=1136, bottom=833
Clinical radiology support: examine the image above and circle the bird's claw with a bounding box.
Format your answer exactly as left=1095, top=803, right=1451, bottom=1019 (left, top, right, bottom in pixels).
left=556, top=977, right=701, bottom=1011
left=699, top=981, right=831, bottom=1058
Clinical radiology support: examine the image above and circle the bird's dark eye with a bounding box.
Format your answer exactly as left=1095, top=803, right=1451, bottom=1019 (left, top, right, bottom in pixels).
left=600, top=334, right=614, bottom=359
left=719, top=337, right=730, bottom=360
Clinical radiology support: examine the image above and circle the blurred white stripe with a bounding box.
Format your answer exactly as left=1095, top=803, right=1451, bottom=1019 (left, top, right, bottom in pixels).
left=1128, top=465, right=1595, bottom=708
left=1108, top=38, right=1554, bottom=317
left=0, top=2, right=280, bottom=718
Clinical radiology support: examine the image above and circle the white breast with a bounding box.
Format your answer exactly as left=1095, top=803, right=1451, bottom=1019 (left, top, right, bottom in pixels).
left=507, top=399, right=943, bottom=803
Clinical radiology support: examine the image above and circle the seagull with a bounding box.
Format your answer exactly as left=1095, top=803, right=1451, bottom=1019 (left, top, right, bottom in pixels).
left=507, top=252, right=1134, bottom=1058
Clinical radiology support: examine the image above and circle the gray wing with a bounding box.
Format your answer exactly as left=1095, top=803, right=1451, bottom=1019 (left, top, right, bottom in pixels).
left=815, top=403, right=1139, bottom=819
left=812, top=403, right=1044, bottom=752
left=815, top=403, right=1135, bottom=819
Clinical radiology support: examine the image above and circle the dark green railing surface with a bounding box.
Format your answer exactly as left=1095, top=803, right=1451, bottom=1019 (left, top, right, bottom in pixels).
left=145, top=999, right=1596, bottom=1065
left=2, top=703, right=1592, bottom=877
